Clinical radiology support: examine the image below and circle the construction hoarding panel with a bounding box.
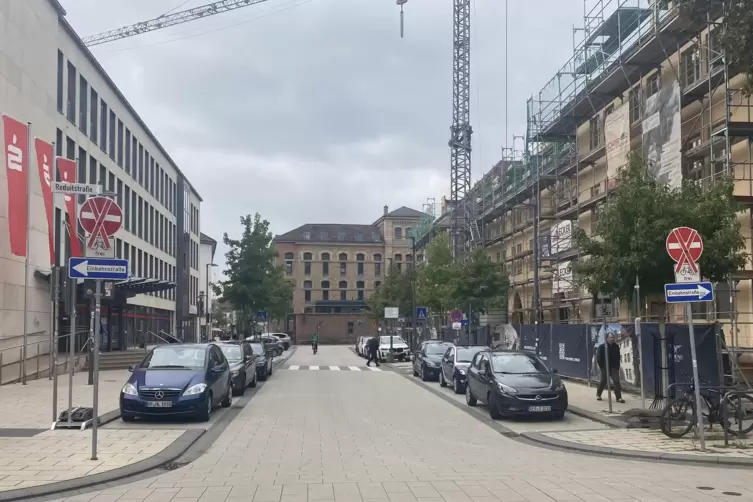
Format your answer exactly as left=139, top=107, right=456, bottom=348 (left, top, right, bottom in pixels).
left=554, top=260, right=573, bottom=294
left=549, top=324, right=590, bottom=380
left=642, top=80, right=682, bottom=188
left=550, top=220, right=572, bottom=254
left=605, top=103, right=631, bottom=178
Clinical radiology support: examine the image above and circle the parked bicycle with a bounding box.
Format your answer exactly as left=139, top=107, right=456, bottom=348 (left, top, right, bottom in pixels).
left=659, top=382, right=753, bottom=438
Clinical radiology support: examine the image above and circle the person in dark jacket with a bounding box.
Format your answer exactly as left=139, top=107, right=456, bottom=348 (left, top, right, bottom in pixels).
left=365, top=335, right=380, bottom=367
left=596, top=332, right=625, bottom=403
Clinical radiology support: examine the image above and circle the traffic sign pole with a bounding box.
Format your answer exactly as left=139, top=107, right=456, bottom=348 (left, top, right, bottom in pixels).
left=91, top=280, right=101, bottom=460
left=687, top=302, right=705, bottom=451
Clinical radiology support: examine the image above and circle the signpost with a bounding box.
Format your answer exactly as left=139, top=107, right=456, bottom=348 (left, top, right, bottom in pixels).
left=256, top=311, right=268, bottom=337
left=79, top=196, right=123, bottom=252
left=664, top=227, right=709, bottom=451
left=52, top=182, right=101, bottom=195
left=384, top=307, right=398, bottom=361
left=415, top=307, right=428, bottom=323
left=68, top=258, right=129, bottom=280
left=450, top=309, right=463, bottom=323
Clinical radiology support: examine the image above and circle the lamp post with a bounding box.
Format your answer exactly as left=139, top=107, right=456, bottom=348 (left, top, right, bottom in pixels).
left=205, top=263, right=218, bottom=341
left=409, top=234, right=417, bottom=352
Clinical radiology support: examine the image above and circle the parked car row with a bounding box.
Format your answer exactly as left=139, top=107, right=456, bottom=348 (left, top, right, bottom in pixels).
left=355, top=335, right=410, bottom=362
left=411, top=340, right=569, bottom=421
left=120, top=337, right=283, bottom=423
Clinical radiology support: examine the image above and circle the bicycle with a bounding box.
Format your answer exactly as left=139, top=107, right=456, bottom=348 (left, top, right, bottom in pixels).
left=659, top=382, right=753, bottom=438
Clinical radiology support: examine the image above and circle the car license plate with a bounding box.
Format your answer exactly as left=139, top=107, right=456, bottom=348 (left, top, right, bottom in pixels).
left=146, top=401, right=172, bottom=408
left=528, top=405, right=551, bottom=412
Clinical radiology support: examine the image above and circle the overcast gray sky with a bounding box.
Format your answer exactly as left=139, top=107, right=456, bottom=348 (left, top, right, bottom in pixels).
left=60, top=0, right=584, bottom=262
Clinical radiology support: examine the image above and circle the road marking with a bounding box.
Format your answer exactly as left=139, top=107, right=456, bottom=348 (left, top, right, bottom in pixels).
left=310, top=365, right=320, bottom=370
left=289, top=365, right=300, bottom=370
left=367, top=367, right=382, bottom=372
left=348, top=366, right=361, bottom=371
left=329, top=366, right=341, bottom=371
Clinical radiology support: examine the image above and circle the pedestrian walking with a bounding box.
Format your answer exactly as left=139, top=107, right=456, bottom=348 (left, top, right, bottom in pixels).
left=366, top=335, right=380, bottom=367
left=596, top=332, right=625, bottom=403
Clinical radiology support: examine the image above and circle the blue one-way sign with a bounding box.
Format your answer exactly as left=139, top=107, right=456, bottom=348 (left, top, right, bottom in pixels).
left=664, top=282, right=714, bottom=303
left=415, top=306, right=428, bottom=322
left=69, top=257, right=129, bottom=280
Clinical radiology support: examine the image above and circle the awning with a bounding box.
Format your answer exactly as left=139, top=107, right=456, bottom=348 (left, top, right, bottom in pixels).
left=114, top=276, right=176, bottom=294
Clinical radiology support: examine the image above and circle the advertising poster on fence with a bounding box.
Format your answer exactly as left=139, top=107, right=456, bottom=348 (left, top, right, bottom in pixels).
left=642, top=80, right=682, bottom=188
left=605, top=103, right=631, bottom=178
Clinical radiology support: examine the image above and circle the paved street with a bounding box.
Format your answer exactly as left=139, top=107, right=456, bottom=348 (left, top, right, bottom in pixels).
left=48, top=346, right=752, bottom=502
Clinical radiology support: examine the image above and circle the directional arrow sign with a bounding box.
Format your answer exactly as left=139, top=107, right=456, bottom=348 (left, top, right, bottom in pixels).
left=68, top=257, right=129, bottom=280
left=664, top=282, right=714, bottom=303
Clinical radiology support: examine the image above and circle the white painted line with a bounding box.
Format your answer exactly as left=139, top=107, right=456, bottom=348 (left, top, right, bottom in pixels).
left=329, top=366, right=341, bottom=371
left=348, top=366, right=361, bottom=371
left=309, top=365, right=320, bottom=370
left=367, top=367, right=382, bottom=372
left=289, top=365, right=300, bottom=370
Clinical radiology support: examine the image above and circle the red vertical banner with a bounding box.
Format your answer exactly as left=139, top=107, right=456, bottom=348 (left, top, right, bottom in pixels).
left=55, top=157, right=83, bottom=257
left=34, top=139, right=55, bottom=265
left=2, top=115, right=29, bottom=257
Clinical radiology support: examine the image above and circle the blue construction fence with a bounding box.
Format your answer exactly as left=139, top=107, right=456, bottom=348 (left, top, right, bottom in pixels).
left=497, top=323, right=723, bottom=399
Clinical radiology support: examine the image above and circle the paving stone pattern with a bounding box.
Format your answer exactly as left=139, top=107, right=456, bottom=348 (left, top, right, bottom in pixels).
left=0, top=369, right=130, bottom=428
left=543, top=429, right=753, bottom=459
left=50, top=347, right=753, bottom=502
left=0, top=429, right=183, bottom=492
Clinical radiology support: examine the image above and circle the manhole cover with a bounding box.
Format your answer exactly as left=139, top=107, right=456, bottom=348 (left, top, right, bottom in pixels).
left=723, top=492, right=741, bottom=497
left=697, top=487, right=714, bottom=491
left=162, top=462, right=188, bottom=471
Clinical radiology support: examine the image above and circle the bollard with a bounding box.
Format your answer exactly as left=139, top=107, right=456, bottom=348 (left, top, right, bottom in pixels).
left=19, top=348, right=22, bottom=381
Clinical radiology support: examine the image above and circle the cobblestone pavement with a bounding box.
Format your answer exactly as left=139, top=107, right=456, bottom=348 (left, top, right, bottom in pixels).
left=0, top=429, right=182, bottom=493
left=562, top=380, right=637, bottom=418
left=541, top=428, right=753, bottom=459
left=49, top=346, right=753, bottom=502
left=0, top=369, right=130, bottom=429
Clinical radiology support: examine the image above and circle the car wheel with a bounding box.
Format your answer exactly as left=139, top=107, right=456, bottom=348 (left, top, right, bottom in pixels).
left=412, top=366, right=419, bottom=377
left=250, top=372, right=257, bottom=388
left=198, top=393, right=212, bottom=422
left=554, top=410, right=566, bottom=420
left=420, top=366, right=429, bottom=382
left=439, top=371, right=447, bottom=387
left=268, top=364, right=273, bottom=376
left=221, top=386, right=232, bottom=408
left=466, top=385, right=477, bottom=406
left=488, top=393, right=502, bottom=420
left=258, top=369, right=268, bottom=381
left=120, top=413, right=135, bottom=422
left=453, top=375, right=463, bottom=394
left=235, top=374, right=246, bottom=396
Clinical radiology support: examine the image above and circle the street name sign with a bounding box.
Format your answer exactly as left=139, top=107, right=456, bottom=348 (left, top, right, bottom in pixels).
left=68, top=257, right=129, bottom=280
left=52, top=182, right=102, bottom=195
left=664, top=282, right=714, bottom=303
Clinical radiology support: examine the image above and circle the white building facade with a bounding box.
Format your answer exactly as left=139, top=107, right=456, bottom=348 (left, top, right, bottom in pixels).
left=199, top=233, right=218, bottom=342
left=0, top=0, right=203, bottom=363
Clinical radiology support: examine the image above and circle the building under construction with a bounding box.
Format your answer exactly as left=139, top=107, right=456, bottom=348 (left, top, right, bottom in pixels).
left=415, top=0, right=753, bottom=348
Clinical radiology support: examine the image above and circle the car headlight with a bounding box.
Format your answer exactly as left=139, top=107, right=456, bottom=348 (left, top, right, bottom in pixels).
left=456, top=368, right=466, bottom=375
left=555, top=382, right=565, bottom=391
left=183, top=383, right=208, bottom=396
left=121, top=382, right=138, bottom=396
left=425, top=361, right=437, bottom=367
left=498, top=383, right=518, bottom=395
left=231, top=370, right=239, bottom=377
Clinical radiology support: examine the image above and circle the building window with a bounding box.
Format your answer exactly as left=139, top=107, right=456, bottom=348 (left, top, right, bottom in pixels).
left=303, top=231, right=311, bottom=240
left=285, top=252, right=294, bottom=275
left=646, top=72, right=661, bottom=98
left=356, top=253, right=365, bottom=275
left=339, top=281, right=347, bottom=301
left=405, top=227, right=412, bottom=239
left=394, top=254, right=402, bottom=273
left=374, top=253, right=382, bottom=277
left=357, top=281, right=365, bottom=301
left=321, top=252, right=330, bottom=276
left=356, top=232, right=364, bottom=241
left=303, top=252, right=312, bottom=275
left=589, top=115, right=601, bottom=150
left=109, top=111, right=116, bottom=160
left=339, top=253, right=347, bottom=277
left=56, top=51, right=64, bottom=112
left=321, top=281, right=329, bottom=301
left=66, top=61, right=76, bottom=123
left=320, top=232, right=328, bottom=241
left=100, top=101, right=107, bottom=151
left=394, top=227, right=402, bottom=240
left=406, top=254, right=413, bottom=271
left=338, top=232, right=346, bottom=241
left=628, top=86, right=641, bottom=125
left=375, top=281, right=381, bottom=289
left=79, top=76, right=88, bottom=133
left=90, top=88, right=98, bottom=143
left=347, top=321, right=354, bottom=334
left=304, top=280, right=312, bottom=302
left=117, top=120, right=124, bottom=166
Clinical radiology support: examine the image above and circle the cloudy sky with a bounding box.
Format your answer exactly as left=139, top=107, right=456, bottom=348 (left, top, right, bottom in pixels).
left=60, top=0, right=584, bottom=262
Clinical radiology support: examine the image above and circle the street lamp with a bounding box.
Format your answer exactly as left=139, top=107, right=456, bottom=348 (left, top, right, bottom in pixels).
left=206, top=263, right=218, bottom=341
left=409, top=233, right=417, bottom=351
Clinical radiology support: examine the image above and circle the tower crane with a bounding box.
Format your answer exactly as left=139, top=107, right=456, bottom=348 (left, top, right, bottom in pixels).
left=82, top=0, right=474, bottom=260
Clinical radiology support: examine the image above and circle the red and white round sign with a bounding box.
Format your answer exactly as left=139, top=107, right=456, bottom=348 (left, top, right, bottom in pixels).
left=79, top=196, right=123, bottom=250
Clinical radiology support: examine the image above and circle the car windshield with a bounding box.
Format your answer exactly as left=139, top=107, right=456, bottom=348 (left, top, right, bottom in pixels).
left=380, top=336, right=404, bottom=345
left=491, top=353, right=549, bottom=374
left=220, top=345, right=243, bottom=362
left=249, top=343, right=264, bottom=354
left=140, top=346, right=206, bottom=370
left=456, top=347, right=483, bottom=362
left=425, top=343, right=450, bottom=355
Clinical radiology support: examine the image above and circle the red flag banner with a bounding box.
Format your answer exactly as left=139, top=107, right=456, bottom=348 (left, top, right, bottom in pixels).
left=2, top=115, right=29, bottom=257
left=55, top=157, right=83, bottom=257
left=35, top=139, right=55, bottom=265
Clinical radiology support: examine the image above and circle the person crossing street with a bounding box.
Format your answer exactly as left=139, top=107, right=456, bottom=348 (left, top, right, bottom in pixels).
left=365, top=335, right=380, bottom=367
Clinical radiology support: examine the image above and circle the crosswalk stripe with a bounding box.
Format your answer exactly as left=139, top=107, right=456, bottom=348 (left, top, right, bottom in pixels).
left=289, top=365, right=300, bottom=370
left=348, top=366, right=361, bottom=371
left=310, top=365, right=320, bottom=370
left=329, top=366, right=341, bottom=371
left=367, top=366, right=382, bottom=372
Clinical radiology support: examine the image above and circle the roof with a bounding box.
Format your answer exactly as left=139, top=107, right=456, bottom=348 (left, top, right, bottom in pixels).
left=54, top=7, right=202, bottom=201
left=200, top=233, right=217, bottom=258
left=274, top=224, right=383, bottom=244
left=386, top=206, right=425, bottom=218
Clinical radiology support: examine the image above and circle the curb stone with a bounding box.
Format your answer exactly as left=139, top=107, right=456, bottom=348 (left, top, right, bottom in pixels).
left=0, top=345, right=298, bottom=501
left=521, top=431, right=753, bottom=467
left=566, top=405, right=627, bottom=428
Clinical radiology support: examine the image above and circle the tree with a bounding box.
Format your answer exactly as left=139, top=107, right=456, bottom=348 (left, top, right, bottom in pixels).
left=452, top=248, right=510, bottom=315
left=416, top=233, right=458, bottom=319
left=574, top=152, right=746, bottom=308
left=219, top=213, right=292, bottom=333
left=367, top=264, right=414, bottom=320
left=676, top=0, right=753, bottom=94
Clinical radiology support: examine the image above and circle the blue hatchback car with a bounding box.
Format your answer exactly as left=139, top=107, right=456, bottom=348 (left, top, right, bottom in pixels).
left=120, top=343, right=233, bottom=422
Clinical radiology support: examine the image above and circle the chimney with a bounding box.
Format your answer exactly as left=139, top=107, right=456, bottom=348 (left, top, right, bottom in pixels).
left=383, top=205, right=389, bottom=216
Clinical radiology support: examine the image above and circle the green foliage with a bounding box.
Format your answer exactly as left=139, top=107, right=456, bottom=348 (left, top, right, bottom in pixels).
left=416, top=233, right=457, bottom=316
left=367, top=264, right=415, bottom=320
left=676, top=0, right=753, bottom=94
left=452, top=248, right=510, bottom=314
left=574, top=152, right=746, bottom=304
left=219, top=213, right=293, bottom=326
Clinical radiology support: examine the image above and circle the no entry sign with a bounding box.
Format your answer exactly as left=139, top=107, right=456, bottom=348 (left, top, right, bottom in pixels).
left=666, top=226, right=703, bottom=274
left=79, top=196, right=123, bottom=250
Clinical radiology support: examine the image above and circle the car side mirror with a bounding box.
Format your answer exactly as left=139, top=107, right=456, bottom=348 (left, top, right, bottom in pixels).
left=552, top=368, right=559, bottom=374
left=128, top=365, right=135, bottom=372
left=212, top=365, right=224, bottom=374
left=478, top=367, right=486, bottom=376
